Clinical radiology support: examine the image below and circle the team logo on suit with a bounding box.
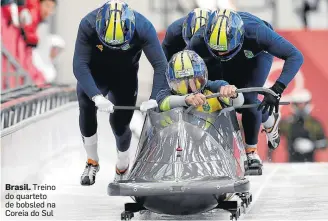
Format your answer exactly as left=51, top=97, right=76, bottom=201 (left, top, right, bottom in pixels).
left=96, top=45, right=103, bottom=52
left=244, top=50, right=254, bottom=58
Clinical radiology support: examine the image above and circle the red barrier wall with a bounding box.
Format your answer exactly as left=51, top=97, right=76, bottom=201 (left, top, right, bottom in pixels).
left=158, top=30, right=328, bottom=162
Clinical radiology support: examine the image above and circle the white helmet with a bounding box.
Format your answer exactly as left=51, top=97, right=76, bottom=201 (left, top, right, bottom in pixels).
left=50, top=35, right=65, bottom=49
left=290, top=89, right=313, bottom=116
left=290, top=89, right=312, bottom=103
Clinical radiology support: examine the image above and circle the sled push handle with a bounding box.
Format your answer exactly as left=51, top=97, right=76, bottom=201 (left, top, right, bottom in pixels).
left=186, top=87, right=290, bottom=113
left=113, top=87, right=290, bottom=111
left=113, top=106, right=141, bottom=111
left=206, top=87, right=281, bottom=99
left=113, top=106, right=157, bottom=112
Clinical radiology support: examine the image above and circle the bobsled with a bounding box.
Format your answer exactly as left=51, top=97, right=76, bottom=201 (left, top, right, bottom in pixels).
left=108, top=87, right=288, bottom=220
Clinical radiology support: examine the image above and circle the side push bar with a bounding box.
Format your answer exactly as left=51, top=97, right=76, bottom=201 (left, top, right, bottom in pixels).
left=206, top=87, right=281, bottom=99
left=113, top=106, right=141, bottom=111
left=113, top=87, right=290, bottom=112
left=186, top=87, right=290, bottom=113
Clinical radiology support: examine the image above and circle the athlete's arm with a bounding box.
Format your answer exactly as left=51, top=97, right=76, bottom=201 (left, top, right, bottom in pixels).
left=161, top=18, right=185, bottom=61
left=159, top=93, right=208, bottom=111
left=73, top=18, right=101, bottom=99
left=159, top=95, right=188, bottom=111
left=140, top=19, right=169, bottom=100
left=162, top=27, right=177, bottom=61
left=256, top=25, right=304, bottom=87
left=186, top=30, right=211, bottom=59
left=206, top=80, right=229, bottom=92
left=207, top=80, right=244, bottom=107
left=158, top=79, right=215, bottom=111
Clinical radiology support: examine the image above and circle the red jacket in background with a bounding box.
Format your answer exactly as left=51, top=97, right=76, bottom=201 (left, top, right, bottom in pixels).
left=1, top=5, right=12, bottom=24
left=2, top=0, right=16, bottom=25
left=19, top=0, right=41, bottom=47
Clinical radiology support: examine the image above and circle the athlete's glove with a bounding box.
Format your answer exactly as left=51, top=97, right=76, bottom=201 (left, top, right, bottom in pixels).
left=140, top=99, right=158, bottom=112
left=92, top=95, right=114, bottom=113
left=258, top=81, right=286, bottom=115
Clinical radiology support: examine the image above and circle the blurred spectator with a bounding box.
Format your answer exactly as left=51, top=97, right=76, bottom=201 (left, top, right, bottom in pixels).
left=195, top=0, right=236, bottom=10
left=1, top=0, right=20, bottom=26
left=279, top=89, right=327, bottom=162
left=32, top=34, right=65, bottom=83
left=19, top=0, right=57, bottom=47
left=297, top=0, right=320, bottom=29
left=176, top=0, right=236, bottom=14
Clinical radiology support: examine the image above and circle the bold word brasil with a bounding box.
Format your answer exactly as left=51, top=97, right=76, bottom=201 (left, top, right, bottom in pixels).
left=6, top=184, right=56, bottom=191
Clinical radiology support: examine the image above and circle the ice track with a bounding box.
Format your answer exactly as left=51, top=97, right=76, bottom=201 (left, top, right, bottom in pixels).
left=1, top=103, right=328, bottom=221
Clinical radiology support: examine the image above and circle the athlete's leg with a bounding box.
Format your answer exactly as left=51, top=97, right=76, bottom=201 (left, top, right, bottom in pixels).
left=238, top=53, right=274, bottom=167
left=78, top=84, right=110, bottom=161
left=78, top=84, right=109, bottom=185
left=261, top=99, right=282, bottom=149
left=108, top=82, right=137, bottom=174
left=239, top=53, right=273, bottom=146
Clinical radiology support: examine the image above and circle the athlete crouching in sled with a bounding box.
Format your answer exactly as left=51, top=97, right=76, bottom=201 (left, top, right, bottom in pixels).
left=157, top=50, right=244, bottom=115
left=73, top=0, right=169, bottom=185
left=129, top=8, right=213, bottom=139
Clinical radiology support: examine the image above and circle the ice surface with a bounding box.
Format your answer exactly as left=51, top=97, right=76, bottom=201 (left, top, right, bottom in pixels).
left=1, top=106, right=328, bottom=220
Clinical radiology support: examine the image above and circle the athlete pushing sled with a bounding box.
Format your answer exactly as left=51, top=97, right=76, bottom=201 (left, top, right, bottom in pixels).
left=161, top=7, right=212, bottom=61
left=183, top=9, right=304, bottom=173
left=72, top=0, right=169, bottom=185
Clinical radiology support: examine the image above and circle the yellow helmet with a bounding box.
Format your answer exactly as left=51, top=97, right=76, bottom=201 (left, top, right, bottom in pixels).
left=166, top=50, right=208, bottom=95
left=182, top=8, right=211, bottom=44
left=96, top=0, right=135, bottom=50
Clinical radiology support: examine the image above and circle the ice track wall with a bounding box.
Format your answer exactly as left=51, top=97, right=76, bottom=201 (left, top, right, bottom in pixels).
left=1, top=103, right=81, bottom=188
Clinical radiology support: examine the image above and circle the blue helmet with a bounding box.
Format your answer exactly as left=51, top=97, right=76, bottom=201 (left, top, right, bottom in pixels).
left=182, top=8, right=211, bottom=45
left=204, top=9, right=245, bottom=61
left=96, top=0, right=136, bottom=50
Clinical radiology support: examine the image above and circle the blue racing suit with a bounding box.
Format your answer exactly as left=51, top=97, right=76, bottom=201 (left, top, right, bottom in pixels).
left=73, top=8, right=168, bottom=151
left=187, top=12, right=304, bottom=145
left=161, top=17, right=186, bottom=61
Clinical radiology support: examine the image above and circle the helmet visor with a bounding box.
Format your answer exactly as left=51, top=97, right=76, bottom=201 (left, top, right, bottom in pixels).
left=209, top=43, right=242, bottom=61
left=169, top=76, right=207, bottom=95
